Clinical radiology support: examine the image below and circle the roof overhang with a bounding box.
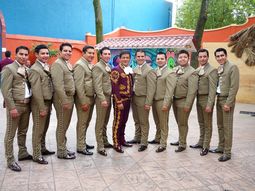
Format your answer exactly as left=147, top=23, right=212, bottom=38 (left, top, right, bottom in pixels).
left=95, top=35, right=197, bottom=52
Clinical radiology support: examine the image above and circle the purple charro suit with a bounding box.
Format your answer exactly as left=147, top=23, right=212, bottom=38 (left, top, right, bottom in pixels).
left=111, top=64, right=133, bottom=147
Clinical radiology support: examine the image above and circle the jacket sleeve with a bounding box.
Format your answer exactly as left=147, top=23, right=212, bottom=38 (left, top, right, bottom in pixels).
left=184, top=71, right=198, bottom=109
left=225, top=65, right=239, bottom=107
left=51, top=62, right=70, bottom=105
left=145, top=69, right=156, bottom=105
left=29, top=69, right=47, bottom=111
left=111, top=69, right=122, bottom=104
left=1, top=68, right=16, bottom=110
left=163, top=72, right=176, bottom=107
left=206, top=68, right=218, bottom=108
left=73, top=64, right=89, bottom=105
left=92, top=65, right=105, bottom=102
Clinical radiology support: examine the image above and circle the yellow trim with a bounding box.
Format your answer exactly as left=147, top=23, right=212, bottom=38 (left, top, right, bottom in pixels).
left=113, top=101, right=121, bottom=146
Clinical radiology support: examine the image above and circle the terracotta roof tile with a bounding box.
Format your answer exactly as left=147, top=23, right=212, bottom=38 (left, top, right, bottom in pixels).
left=95, top=35, right=196, bottom=51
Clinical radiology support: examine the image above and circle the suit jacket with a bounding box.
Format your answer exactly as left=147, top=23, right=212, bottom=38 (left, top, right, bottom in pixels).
left=50, top=57, right=75, bottom=104
left=73, top=57, right=95, bottom=105
left=111, top=64, right=133, bottom=104
left=154, top=66, right=176, bottom=107
left=92, top=59, right=112, bottom=102
left=218, top=61, right=239, bottom=107
left=28, top=60, right=53, bottom=111
left=1, top=61, right=29, bottom=110
left=196, top=63, right=218, bottom=108
left=174, top=65, right=198, bottom=109
left=133, top=63, right=156, bottom=106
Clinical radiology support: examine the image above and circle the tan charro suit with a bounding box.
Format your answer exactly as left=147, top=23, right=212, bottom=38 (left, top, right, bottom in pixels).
left=1, top=61, right=31, bottom=165
left=51, top=57, right=75, bottom=157
left=132, top=63, right=156, bottom=146
left=73, top=57, right=95, bottom=152
left=196, top=63, right=218, bottom=149
left=216, top=61, right=239, bottom=157
left=92, top=59, right=112, bottom=151
left=29, top=60, right=53, bottom=160
left=173, top=65, right=198, bottom=148
left=152, top=66, right=176, bottom=148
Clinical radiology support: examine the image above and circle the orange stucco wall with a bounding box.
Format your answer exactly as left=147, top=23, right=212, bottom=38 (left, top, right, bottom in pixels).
left=85, top=16, right=255, bottom=44
left=5, top=34, right=86, bottom=64
left=0, top=11, right=7, bottom=59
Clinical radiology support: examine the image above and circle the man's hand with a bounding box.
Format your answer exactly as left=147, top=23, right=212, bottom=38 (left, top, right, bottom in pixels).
left=40, top=110, right=48, bottom=117
left=205, top=106, right=212, bottom=113
left=223, top=104, right=230, bottom=112
left=144, top=104, right=150, bottom=111
left=183, top=107, right=190, bottom=112
left=81, top=104, right=89, bottom=112
left=10, top=108, right=20, bottom=118
left=63, top=103, right=72, bottom=110
left=101, top=100, right=109, bottom=108
left=117, top=103, right=124, bottom=110
left=162, top=105, right=168, bottom=112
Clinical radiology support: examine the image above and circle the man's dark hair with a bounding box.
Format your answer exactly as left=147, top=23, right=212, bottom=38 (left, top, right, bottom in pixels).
left=119, top=50, right=131, bottom=58
left=135, top=49, right=146, bottom=56
left=82, top=45, right=94, bottom=53
left=177, top=49, right=189, bottom=58
left=99, top=47, right=110, bottom=55
left=34, top=44, right=49, bottom=54
left=198, top=49, right=209, bottom=57
left=5, top=51, right=11, bottom=58
left=59, top=42, right=72, bottom=51
left=214, top=48, right=227, bottom=56
left=15, top=46, right=29, bottom=54
left=156, top=51, right=167, bottom=59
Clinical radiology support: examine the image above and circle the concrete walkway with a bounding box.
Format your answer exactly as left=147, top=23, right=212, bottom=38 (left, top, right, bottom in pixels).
left=0, top=95, right=254, bottom=191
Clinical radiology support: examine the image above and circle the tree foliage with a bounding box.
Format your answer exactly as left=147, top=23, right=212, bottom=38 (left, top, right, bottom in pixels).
left=176, top=0, right=255, bottom=29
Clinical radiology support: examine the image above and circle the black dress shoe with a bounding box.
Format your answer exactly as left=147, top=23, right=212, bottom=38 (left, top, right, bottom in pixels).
left=86, top=144, right=94, bottom=150
left=98, top=150, right=107, bottom=156
left=148, top=140, right=160, bottom=144
left=218, top=155, right=231, bottom=162
left=170, top=141, right=179, bottom=146
left=200, top=148, right=209, bottom=156
left=156, top=146, right=166, bottom=153
left=114, top=146, right=124, bottom=153
left=138, top=145, right=147, bottom=152
left=190, top=144, right=203, bottom=149
left=42, top=150, right=55, bottom=155
left=33, top=157, right=48, bottom=165
left=18, top=154, right=33, bottom=161
left=122, top=142, right=133, bottom=147
left=67, top=150, right=75, bottom=155
left=175, top=146, right=186, bottom=152
left=127, top=139, right=140, bottom=144
left=104, top=143, right=113, bottom=148
left=209, top=148, right=223, bottom=154
left=8, top=162, right=21, bottom=172
left=77, top=149, right=93, bottom=155
left=58, top=154, right=76, bottom=160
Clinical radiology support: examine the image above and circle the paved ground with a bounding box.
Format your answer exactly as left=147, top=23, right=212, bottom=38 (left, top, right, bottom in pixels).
left=0, top=95, right=254, bottom=191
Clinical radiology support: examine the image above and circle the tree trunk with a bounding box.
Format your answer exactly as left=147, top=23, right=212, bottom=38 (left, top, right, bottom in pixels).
left=191, top=0, right=209, bottom=68
left=93, top=0, right=103, bottom=44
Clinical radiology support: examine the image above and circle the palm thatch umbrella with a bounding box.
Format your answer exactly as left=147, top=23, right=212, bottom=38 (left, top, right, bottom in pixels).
left=228, top=24, right=255, bottom=66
